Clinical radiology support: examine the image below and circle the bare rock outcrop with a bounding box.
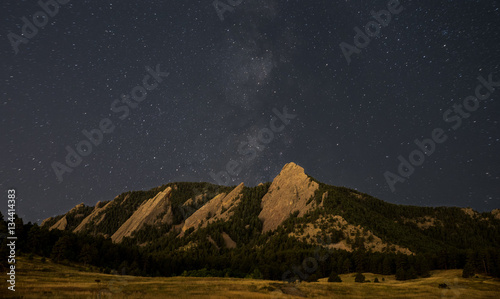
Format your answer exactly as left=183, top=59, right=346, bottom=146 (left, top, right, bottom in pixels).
left=222, top=232, right=237, bottom=248
left=73, top=201, right=112, bottom=233
left=42, top=203, right=85, bottom=229
left=289, top=215, right=413, bottom=255
left=48, top=203, right=86, bottom=231
left=492, top=209, right=500, bottom=220
left=258, top=162, right=319, bottom=232
left=181, top=183, right=244, bottom=234
left=67, top=203, right=85, bottom=214
left=49, top=215, right=67, bottom=231
left=40, top=217, right=53, bottom=227
left=462, top=207, right=479, bottom=218
left=111, top=187, right=173, bottom=243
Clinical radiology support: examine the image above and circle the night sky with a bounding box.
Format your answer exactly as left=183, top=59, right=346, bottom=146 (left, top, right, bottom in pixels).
left=1, top=0, right=499, bottom=223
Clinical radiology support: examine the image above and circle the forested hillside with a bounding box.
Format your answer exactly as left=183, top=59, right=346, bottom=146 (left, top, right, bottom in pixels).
left=4, top=163, right=499, bottom=282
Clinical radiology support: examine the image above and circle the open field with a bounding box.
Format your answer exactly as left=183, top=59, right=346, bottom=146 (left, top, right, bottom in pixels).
left=2, top=257, right=500, bottom=298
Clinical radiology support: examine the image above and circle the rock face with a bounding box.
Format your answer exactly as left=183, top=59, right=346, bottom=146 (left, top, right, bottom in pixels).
left=402, top=216, right=438, bottom=229
left=69, top=203, right=85, bottom=213
left=181, top=183, right=244, bottom=234
left=40, top=217, right=53, bottom=227
left=462, top=207, right=479, bottom=218
left=49, top=215, right=67, bottom=231
left=73, top=201, right=111, bottom=233
left=48, top=203, right=85, bottom=231
left=222, top=232, right=237, bottom=249
left=258, top=162, right=319, bottom=232
left=111, top=187, right=173, bottom=243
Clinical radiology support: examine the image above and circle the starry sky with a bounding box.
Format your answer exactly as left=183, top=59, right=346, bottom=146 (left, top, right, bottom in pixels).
left=1, top=0, right=499, bottom=223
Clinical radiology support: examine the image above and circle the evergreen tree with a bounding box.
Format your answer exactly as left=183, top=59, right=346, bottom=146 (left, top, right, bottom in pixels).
left=354, top=272, right=365, bottom=283
left=382, top=256, right=392, bottom=275
left=328, top=271, right=342, bottom=282
left=407, top=267, right=417, bottom=280
left=395, top=267, right=406, bottom=281
left=79, top=244, right=98, bottom=266
left=306, top=272, right=321, bottom=282
left=353, top=250, right=365, bottom=273
left=343, top=258, right=352, bottom=273
left=462, top=260, right=475, bottom=278
left=51, top=235, right=73, bottom=262
left=416, top=255, right=431, bottom=278
left=249, top=268, right=263, bottom=280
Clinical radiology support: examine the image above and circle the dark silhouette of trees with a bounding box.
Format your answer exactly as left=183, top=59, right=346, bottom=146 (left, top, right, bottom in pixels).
left=328, top=271, right=342, bottom=282
left=355, top=273, right=365, bottom=283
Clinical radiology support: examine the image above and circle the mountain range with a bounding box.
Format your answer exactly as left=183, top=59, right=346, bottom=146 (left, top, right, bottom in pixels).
left=36, top=162, right=500, bottom=280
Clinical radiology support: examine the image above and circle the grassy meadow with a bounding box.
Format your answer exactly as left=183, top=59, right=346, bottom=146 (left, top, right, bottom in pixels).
left=2, top=256, right=499, bottom=298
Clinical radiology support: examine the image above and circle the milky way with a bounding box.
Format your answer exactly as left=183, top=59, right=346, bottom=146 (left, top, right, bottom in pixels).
left=1, top=0, right=499, bottom=222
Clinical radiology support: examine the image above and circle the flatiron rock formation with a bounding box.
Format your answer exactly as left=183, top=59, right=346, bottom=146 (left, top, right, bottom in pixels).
left=259, top=162, right=319, bottom=232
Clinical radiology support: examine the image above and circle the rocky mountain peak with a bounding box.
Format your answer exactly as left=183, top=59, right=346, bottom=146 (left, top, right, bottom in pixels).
left=258, top=162, right=319, bottom=232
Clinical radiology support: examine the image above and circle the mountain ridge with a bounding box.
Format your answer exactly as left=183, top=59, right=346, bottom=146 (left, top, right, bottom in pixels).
left=32, top=162, right=500, bottom=281
left=41, top=162, right=500, bottom=256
